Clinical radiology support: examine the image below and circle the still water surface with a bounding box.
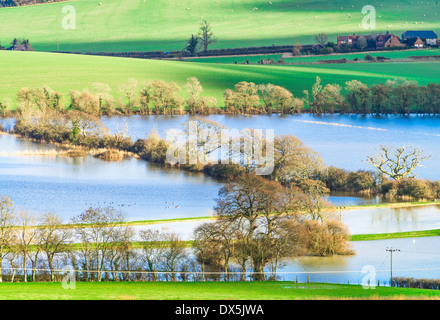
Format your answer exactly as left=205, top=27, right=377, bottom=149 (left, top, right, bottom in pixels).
left=2, top=114, right=440, bottom=283
left=101, top=114, right=440, bottom=179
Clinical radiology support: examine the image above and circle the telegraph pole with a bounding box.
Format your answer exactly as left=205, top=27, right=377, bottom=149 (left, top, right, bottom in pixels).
left=386, top=247, right=400, bottom=286
left=337, top=206, right=345, bottom=222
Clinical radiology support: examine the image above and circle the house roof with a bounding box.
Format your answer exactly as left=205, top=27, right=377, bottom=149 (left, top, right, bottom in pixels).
left=402, top=30, right=438, bottom=39
left=6, top=44, right=27, bottom=51
left=406, top=37, right=424, bottom=46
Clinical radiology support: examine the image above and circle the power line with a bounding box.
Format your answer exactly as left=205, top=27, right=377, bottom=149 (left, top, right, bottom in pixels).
left=386, top=247, right=400, bottom=284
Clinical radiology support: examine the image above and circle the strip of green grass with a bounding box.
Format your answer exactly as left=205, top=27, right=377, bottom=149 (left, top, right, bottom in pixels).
left=185, top=54, right=283, bottom=64
left=351, top=229, right=440, bottom=242
left=344, top=201, right=440, bottom=209
left=284, top=49, right=440, bottom=64
left=1, top=281, right=440, bottom=300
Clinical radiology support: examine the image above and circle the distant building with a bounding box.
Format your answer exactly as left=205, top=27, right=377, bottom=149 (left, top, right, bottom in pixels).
left=402, top=31, right=438, bottom=46
left=337, top=33, right=374, bottom=48
left=6, top=44, right=28, bottom=51
left=375, top=33, right=405, bottom=48
left=337, top=33, right=359, bottom=46
left=406, top=36, right=425, bottom=48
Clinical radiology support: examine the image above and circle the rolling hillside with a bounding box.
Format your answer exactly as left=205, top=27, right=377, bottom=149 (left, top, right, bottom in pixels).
left=1, top=0, right=440, bottom=53
left=1, top=50, right=440, bottom=108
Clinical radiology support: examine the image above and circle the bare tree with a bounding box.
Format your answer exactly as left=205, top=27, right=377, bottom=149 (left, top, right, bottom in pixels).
left=315, top=33, right=328, bottom=46
left=39, top=212, right=72, bottom=281
left=119, top=78, right=138, bottom=115
left=92, top=82, right=112, bottom=112
left=215, top=174, right=297, bottom=280
left=182, top=117, right=225, bottom=165
left=198, top=20, right=217, bottom=53
left=0, top=196, right=16, bottom=282
left=16, top=210, right=38, bottom=282
left=185, top=77, right=203, bottom=115
left=295, top=179, right=336, bottom=222
left=272, top=135, right=324, bottom=184
left=72, top=206, right=126, bottom=282
left=6, top=245, right=20, bottom=282
left=139, top=229, right=168, bottom=282
left=193, top=220, right=236, bottom=281
left=366, top=145, right=432, bottom=180
left=162, top=232, right=186, bottom=282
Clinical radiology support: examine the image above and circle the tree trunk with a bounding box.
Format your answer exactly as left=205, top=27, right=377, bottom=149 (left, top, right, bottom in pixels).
left=252, top=261, right=265, bottom=281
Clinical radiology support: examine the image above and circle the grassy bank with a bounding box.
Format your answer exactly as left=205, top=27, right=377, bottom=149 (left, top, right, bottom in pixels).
left=0, top=281, right=440, bottom=300
left=350, top=229, right=440, bottom=241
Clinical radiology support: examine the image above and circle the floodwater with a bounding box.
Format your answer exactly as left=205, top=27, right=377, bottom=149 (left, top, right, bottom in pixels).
left=3, top=114, right=440, bottom=284
left=102, top=113, right=440, bottom=180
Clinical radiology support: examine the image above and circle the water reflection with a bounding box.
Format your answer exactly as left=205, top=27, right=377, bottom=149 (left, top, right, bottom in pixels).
left=101, top=114, right=440, bottom=180
left=342, top=205, right=440, bottom=234
left=279, top=237, right=440, bottom=285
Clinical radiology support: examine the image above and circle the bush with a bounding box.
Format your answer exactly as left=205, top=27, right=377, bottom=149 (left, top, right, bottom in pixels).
left=392, top=277, right=440, bottom=290
left=203, top=164, right=245, bottom=179
left=303, top=219, right=353, bottom=257
left=393, top=178, right=436, bottom=200
left=347, top=170, right=376, bottom=192
left=319, top=166, right=349, bottom=191
left=364, top=54, right=376, bottom=62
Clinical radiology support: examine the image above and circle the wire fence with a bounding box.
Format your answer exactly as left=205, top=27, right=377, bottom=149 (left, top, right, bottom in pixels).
left=3, top=266, right=440, bottom=286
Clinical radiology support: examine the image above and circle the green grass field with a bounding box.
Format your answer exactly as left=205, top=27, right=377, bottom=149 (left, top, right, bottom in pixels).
left=2, top=50, right=440, bottom=108
left=0, top=281, right=440, bottom=300
left=1, top=0, right=440, bottom=53
left=185, top=54, right=284, bottom=64
left=185, top=49, right=440, bottom=65
left=284, top=48, right=440, bottom=63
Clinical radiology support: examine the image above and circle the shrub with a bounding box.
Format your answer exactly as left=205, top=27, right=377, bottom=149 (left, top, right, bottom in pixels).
left=347, top=170, right=376, bottom=192
left=319, top=166, right=349, bottom=191
left=364, top=54, right=376, bottom=62
left=393, top=178, right=436, bottom=200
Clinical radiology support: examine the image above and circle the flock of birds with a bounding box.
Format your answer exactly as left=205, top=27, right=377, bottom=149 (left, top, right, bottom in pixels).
left=85, top=201, right=180, bottom=210
left=165, top=202, right=180, bottom=209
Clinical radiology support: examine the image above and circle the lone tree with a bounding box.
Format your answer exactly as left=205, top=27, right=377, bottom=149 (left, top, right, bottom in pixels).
left=366, top=145, right=432, bottom=180
left=314, top=33, right=328, bottom=46
left=185, top=34, right=200, bottom=56
left=198, top=20, right=216, bottom=53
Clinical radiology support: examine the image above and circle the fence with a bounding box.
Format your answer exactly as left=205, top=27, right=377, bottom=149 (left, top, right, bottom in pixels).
left=0, top=266, right=396, bottom=286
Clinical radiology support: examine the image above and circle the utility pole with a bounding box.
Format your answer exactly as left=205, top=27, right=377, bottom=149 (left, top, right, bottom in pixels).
left=337, top=207, right=345, bottom=222
left=386, top=247, right=400, bottom=286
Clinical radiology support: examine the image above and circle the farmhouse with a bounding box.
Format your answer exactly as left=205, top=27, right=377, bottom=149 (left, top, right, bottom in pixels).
left=375, top=33, right=405, bottom=48
left=402, top=30, right=438, bottom=46
left=406, top=36, right=425, bottom=48
left=6, top=44, right=28, bottom=51
left=337, top=33, right=359, bottom=46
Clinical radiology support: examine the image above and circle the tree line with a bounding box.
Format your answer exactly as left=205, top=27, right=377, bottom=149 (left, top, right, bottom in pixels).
left=0, top=0, right=64, bottom=7
left=3, top=76, right=440, bottom=118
